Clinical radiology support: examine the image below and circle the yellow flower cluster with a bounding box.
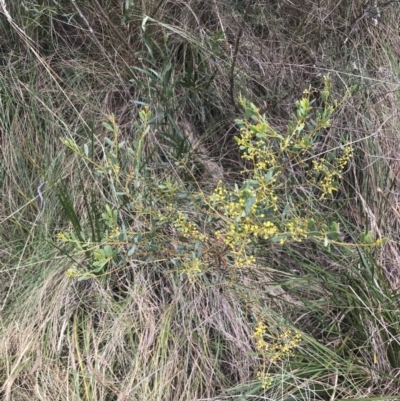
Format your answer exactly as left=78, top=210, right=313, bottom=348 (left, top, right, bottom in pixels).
left=337, top=145, right=353, bottom=171
left=257, top=371, right=273, bottom=389
left=312, top=159, right=338, bottom=197
left=235, top=253, right=256, bottom=266
left=253, top=320, right=302, bottom=363
left=110, top=226, right=120, bottom=238
left=243, top=217, right=279, bottom=240
left=213, top=206, right=278, bottom=266
left=236, top=124, right=279, bottom=170
left=212, top=184, right=228, bottom=202
left=105, top=160, right=120, bottom=175
left=173, top=212, right=206, bottom=242
left=285, top=218, right=309, bottom=242
left=181, top=257, right=203, bottom=283
left=211, top=176, right=279, bottom=266
left=225, top=198, right=247, bottom=218
left=56, top=232, right=67, bottom=241
left=65, top=267, right=80, bottom=277
left=154, top=85, right=352, bottom=274
left=312, top=145, right=353, bottom=199
left=253, top=319, right=301, bottom=391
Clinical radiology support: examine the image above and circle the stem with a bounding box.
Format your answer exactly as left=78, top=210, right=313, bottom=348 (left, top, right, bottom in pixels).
left=229, top=0, right=252, bottom=114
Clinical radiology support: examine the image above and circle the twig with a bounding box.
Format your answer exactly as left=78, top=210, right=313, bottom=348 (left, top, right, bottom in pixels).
left=229, top=0, right=252, bottom=114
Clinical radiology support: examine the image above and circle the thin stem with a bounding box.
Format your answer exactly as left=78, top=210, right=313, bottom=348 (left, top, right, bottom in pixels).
left=229, top=0, right=252, bottom=114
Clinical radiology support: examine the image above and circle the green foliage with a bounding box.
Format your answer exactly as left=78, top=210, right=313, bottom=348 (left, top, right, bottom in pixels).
left=56, top=79, right=383, bottom=285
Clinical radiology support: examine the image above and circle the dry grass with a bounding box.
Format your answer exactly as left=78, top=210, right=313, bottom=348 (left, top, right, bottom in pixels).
left=0, top=264, right=257, bottom=400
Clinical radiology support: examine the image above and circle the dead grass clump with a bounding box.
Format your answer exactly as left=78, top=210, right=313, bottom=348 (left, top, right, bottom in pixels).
left=0, top=264, right=257, bottom=400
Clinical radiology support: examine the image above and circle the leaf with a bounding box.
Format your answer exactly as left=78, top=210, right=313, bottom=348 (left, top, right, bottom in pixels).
left=148, top=112, right=164, bottom=124
left=55, top=183, right=84, bottom=242
left=94, top=251, right=103, bottom=260
left=327, top=231, right=340, bottom=240
left=102, top=122, right=114, bottom=132
left=361, top=231, right=373, bottom=244
left=264, top=168, right=274, bottom=184
left=330, top=221, right=339, bottom=233
left=247, top=180, right=259, bottom=187
left=281, top=202, right=290, bottom=221
left=244, top=194, right=256, bottom=215
left=91, top=266, right=105, bottom=273
left=194, top=240, right=203, bottom=256
left=307, top=219, right=316, bottom=231
left=271, top=233, right=290, bottom=243
left=295, top=123, right=305, bottom=134
left=127, top=246, right=136, bottom=256
left=132, top=66, right=159, bottom=80
left=104, top=245, right=113, bottom=257
left=112, top=209, right=118, bottom=224
left=104, top=137, right=114, bottom=147
left=92, top=261, right=107, bottom=270
left=78, top=275, right=90, bottom=281
left=163, top=64, right=173, bottom=88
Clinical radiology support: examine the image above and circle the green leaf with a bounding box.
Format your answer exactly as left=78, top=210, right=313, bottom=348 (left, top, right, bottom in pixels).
left=105, top=137, right=114, bottom=147
left=307, top=219, right=316, bottom=231
left=244, top=194, right=256, bottom=215
left=102, top=122, right=114, bottom=132
left=327, top=231, right=340, bottom=240
left=330, top=221, right=339, bottom=233
left=104, top=245, right=113, bottom=257
left=264, top=168, right=274, bottom=184
left=128, top=246, right=136, bottom=256
left=360, top=231, right=373, bottom=244
left=163, top=64, right=173, bottom=88
left=247, top=180, right=259, bottom=187
left=93, top=261, right=107, bottom=269
left=281, top=202, right=290, bottom=221
left=94, top=251, right=103, bottom=260
left=77, top=275, right=91, bottom=281
left=112, top=209, right=118, bottom=224
left=271, top=233, right=290, bottom=243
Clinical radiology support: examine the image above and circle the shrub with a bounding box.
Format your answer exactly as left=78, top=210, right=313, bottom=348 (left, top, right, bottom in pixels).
left=56, top=79, right=387, bottom=394
left=56, top=76, right=386, bottom=282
